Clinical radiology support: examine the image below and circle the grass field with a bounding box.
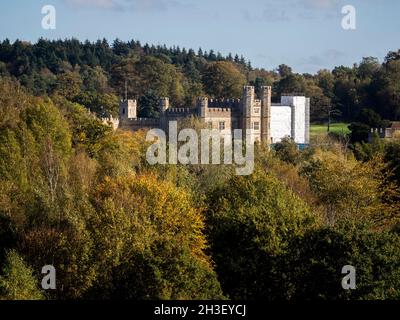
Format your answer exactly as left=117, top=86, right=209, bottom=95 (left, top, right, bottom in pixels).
left=310, top=123, right=350, bottom=137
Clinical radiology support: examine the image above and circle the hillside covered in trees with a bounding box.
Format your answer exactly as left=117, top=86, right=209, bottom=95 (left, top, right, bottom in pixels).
left=0, top=39, right=400, bottom=300
left=1, top=38, right=400, bottom=143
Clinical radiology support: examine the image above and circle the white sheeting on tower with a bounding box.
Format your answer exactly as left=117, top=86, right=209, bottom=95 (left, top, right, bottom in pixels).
left=270, top=96, right=308, bottom=144
left=270, top=105, right=291, bottom=143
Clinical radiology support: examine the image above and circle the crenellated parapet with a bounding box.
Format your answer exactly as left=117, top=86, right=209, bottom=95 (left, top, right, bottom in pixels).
left=123, top=118, right=160, bottom=124
left=119, top=117, right=160, bottom=131
left=116, top=85, right=309, bottom=146
left=208, top=98, right=241, bottom=109
left=165, top=107, right=196, bottom=115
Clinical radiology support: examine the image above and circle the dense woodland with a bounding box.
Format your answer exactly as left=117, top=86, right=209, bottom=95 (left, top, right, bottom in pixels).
left=1, top=38, right=400, bottom=137
left=0, top=39, right=400, bottom=300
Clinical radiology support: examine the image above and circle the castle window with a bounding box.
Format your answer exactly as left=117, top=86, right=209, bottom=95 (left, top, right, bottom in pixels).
left=219, top=121, right=225, bottom=130
left=254, top=108, right=260, bottom=114
left=122, top=108, right=125, bottom=115
left=253, top=121, right=260, bottom=131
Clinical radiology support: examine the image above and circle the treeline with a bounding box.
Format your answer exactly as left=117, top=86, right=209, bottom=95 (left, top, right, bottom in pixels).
left=0, top=38, right=252, bottom=118
left=0, top=78, right=399, bottom=300
left=0, top=38, right=399, bottom=141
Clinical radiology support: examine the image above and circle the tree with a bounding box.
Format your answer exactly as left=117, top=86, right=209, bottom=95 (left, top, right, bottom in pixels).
left=80, top=65, right=111, bottom=93
left=371, top=59, right=400, bottom=120
left=384, top=50, right=400, bottom=63
left=304, top=80, right=331, bottom=122
left=54, top=71, right=83, bottom=99
left=280, top=223, right=400, bottom=300
left=276, top=74, right=305, bottom=96
left=110, top=57, right=140, bottom=98
left=55, top=97, right=112, bottom=157
left=300, top=149, right=392, bottom=226
left=202, top=61, right=246, bottom=99
left=384, top=142, right=400, bottom=187
left=20, top=223, right=97, bottom=299
left=274, top=137, right=301, bottom=165
left=357, top=57, right=380, bottom=80
left=324, top=104, right=342, bottom=132
left=112, top=38, right=130, bottom=56
left=277, top=64, right=292, bottom=78
left=316, top=70, right=335, bottom=99
left=111, top=56, right=185, bottom=106
left=135, top=56, right=185, bottom=105
left=205, top=168, right=318, bottom=299
left=0, top=250, right=43, bottom=300
left=138, top=90, right=160, bottom=118
left=88, top=174, right=224, bottom=299
left=74, top=91, right=119, bottom=117
left=332, top=65, right=360, bottom=121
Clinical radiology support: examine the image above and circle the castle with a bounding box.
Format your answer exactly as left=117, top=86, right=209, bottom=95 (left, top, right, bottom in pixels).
left=105, top=86, right=310, bottom=145
left=369, top=122, right=400, bottom=142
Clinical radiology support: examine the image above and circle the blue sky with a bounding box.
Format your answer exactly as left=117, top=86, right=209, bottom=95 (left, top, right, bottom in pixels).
left=0, top=0, right=399, bottom=73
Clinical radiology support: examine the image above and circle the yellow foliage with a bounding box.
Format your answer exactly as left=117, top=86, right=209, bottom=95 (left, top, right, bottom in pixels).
left=302, top=148, right=396, bottom=227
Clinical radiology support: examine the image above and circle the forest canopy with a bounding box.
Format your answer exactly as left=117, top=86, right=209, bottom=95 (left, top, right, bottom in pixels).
left=0, top=39, right=400, bottom=300
left=1, top=38, right=400, bottom=139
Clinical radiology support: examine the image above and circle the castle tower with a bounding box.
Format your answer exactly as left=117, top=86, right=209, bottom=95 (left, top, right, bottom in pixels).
left=305, top=98, right=310, bottom=145
left=159, top=97, right=170, bottom=131
left=242, top=86, right=254, bottom=137
left=197, top=97, right=209, bottom=119
left=160, top=97, right=170, bottom=113
left=281, top=95, right=308, bottom=144
left=119, top=99, right=137, bottom=120
left=260, top=86, right=272, bottom=144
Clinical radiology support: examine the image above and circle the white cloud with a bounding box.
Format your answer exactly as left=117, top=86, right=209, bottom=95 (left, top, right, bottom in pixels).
left=242, top=0, right=343, bottom=22
left=64, top=0, right=188, bottom=12
left=297, top=49, right=347, bottom=72
left=65, top=0, right=115, bottom=8
left=302, top=0, right=340, bottom=9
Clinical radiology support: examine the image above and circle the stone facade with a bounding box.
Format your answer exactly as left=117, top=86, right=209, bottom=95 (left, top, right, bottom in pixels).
left=105, top=86, right=310, bottom=145
left=369, top=121, right=400, bottom=142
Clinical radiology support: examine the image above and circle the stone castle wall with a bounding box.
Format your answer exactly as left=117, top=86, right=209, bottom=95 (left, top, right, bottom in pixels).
left=111, top=86, right=310, bottom=145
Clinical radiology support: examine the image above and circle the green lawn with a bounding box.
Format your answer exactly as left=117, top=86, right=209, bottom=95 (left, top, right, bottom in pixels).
left=310, top=123, right=351, bottom=137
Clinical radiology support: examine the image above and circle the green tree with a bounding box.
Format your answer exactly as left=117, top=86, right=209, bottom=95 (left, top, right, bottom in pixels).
left=205, top=168, right=318, bottom=299
left=0, top=250, right=43, bottom=300
left=277, top=74, right=306, bottom=96
left=372, top=59, right=400, bottom=120
left=277, top=64, right=292, bottom=78
left=280, top=223, right=400, bottom=300
left=202, top=61, right=246, bottom=99
left=54, top=71, right=83, bottom=99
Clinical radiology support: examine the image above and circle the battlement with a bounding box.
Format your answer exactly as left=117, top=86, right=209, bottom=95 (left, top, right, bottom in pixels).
left=166, top=108, right=196, bottom=114
left=208, top=98, right=241, bottom=109
left=116, top=85, right=309, bottom=145
left=122, top=118, right=160, bottom=125
left=207, top=107, right=233, bottom=113
left=102, top=116, right=120, bottom=130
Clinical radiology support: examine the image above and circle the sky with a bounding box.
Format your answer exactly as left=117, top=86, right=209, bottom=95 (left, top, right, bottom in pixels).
left=0, top=0, right=399, bottom=74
